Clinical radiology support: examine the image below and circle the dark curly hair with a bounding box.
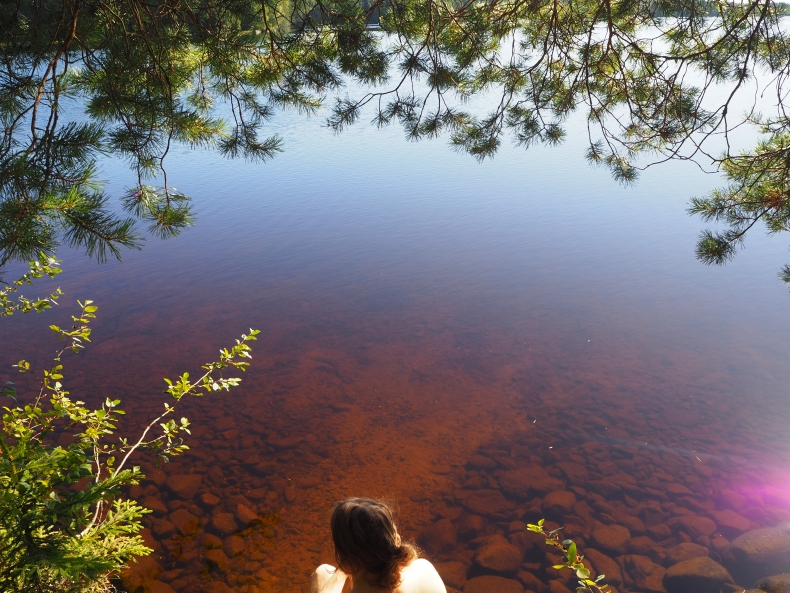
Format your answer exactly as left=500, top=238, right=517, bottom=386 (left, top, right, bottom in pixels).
left=330, top=498, right=419, bottom=590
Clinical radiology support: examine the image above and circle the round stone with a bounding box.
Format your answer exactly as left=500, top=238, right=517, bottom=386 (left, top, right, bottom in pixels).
left=542, top=491, right=576, bottom=517
left=165, top=474, right=203, bottom=500
left=474, top=536, right=523, bottom=574
left=666, top=542, right=709, bottom=565
left=464, top=575, right=524, bottom=593
left=592, top=524, right=631, bottom=555
left=663, top=556, right=732, bottom=593
left=729, top=528, right=790, bottom=584
left=420, top=518, right=458, bottom=554
left=210, top=512, right=239, bottom=535
left=434, top=561, right=467, bottom=589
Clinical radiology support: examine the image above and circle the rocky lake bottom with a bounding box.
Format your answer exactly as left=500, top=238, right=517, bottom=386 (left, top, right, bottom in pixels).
left=111, top=313, right=790, bottom=593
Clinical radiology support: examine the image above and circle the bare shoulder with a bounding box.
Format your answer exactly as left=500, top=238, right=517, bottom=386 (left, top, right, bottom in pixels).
left=398, top=558, right=446, bottom=593
left=311, top=564, right=349, bottom=593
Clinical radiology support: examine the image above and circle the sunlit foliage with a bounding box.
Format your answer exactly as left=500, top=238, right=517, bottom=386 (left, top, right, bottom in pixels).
left=0, top=256, right=259, bottom=592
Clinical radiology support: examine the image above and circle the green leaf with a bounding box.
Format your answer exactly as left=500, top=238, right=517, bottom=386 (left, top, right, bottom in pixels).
left=566, top=541, right=577, bottom=563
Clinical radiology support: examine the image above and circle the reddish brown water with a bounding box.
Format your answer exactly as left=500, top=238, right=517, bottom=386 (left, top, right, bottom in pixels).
left=4, top=112, right=790, bottom=593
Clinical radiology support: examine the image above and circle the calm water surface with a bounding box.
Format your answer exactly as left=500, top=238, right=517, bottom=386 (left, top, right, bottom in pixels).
left=4, top=102, right=790, bottom=593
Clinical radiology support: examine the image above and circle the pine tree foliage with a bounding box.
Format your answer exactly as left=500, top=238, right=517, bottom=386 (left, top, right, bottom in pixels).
left=2, top=0, right=790, bottom=280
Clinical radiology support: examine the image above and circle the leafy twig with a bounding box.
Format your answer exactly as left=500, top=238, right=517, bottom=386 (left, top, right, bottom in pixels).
left=0, top=253, right=63, bottom=317
left=526, top=519, right=609, bottom=593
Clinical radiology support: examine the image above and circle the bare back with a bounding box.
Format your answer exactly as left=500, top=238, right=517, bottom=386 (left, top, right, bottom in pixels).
left=311, top=559, right=446, bottom=593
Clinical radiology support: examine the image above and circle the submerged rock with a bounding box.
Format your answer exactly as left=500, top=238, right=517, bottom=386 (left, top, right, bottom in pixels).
left=434, top=561, right=468, bottom=589
left=542, top=491, right=576, bottom=517
left=204, top=548, right=231, bottom=571
left=663, top=556, right=732, bottom=593
left=498, top=467, right=564, bottom=498
left=629, top=535, right=661, bottom=558
left=223, top=534, right=245, bottom=557
left=474, top=534, right=523, bottom=574
left=142, top=495, right=168, bottom=517
left=624, top=554, right=666, bottom=593
left=467, top=455, right=498, bottom=470
left=120, top=555, right=163, bottom=593
left=756, top=573, right=790, bottom=593
left=235, top=503, right=258, bottom=525
left=168, top=509, right=200, bottom=535
left=592, top=524, right=631, bottom=555
left=555, top=461, right=589, bottom=482
left=585, top=548, right=624, bottom=588
left=670, top=515, right=717, bottom=539
left=138, top=527, right=160, bottom=553
left=547, top=580, right=574, bottom=593
left=463, top=575, right=524, bottom=593
left=665, top=542, right=709, bottom=565
left=509, top=529, right=540, bottom=556
left=715, top=489, right=748, bottom=511
left=146, top=468, right=168, bottom=487
left=199, top=492, right=221, bottom=507
left=270, top=435, right=303, bottom=450
left=456, top=513, right=485, bottom=537
left=618, top=514, right=646, bottom=535
left=517, top=570, right=548, bottom=593
left=709, top=509, right=752, bottom=537
left=728, top=528, right=790, bottom=585
left=203, top=579, right=235, bottom=592
left=588, top=480, right=623, bottom=499
left=165, top=474, right=203, bottom=500
left=209, top=512, right=238, bottom=535
left=152, top=518, right=175, bottom=539
left=421, top=518, right=458, bottom=554
left=464, top=489, right=514, bottom=516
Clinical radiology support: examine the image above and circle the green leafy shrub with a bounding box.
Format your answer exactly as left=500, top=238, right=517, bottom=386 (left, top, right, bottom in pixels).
left=0, top=255, right=259, bottom=592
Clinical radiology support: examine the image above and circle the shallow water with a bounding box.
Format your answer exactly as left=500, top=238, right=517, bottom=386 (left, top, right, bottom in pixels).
left=4, top=100, right=790, bottom=593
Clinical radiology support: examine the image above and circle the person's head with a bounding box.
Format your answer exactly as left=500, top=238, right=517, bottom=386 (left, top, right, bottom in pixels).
left=330, top=498, right=419, bottom=590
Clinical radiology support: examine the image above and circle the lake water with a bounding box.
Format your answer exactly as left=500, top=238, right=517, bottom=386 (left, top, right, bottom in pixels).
left=4, top=92, right=790, bottom=593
